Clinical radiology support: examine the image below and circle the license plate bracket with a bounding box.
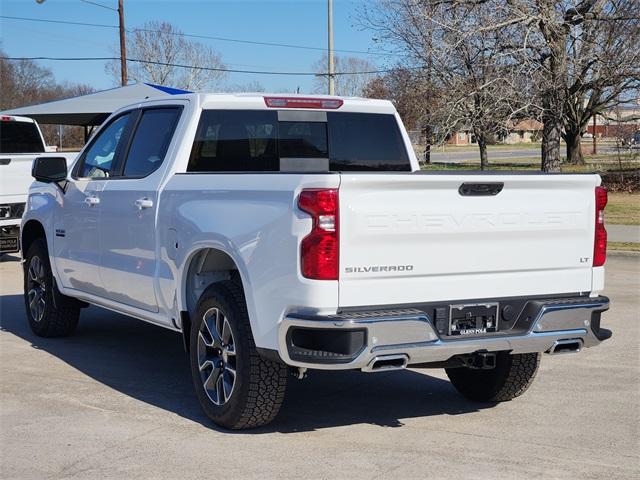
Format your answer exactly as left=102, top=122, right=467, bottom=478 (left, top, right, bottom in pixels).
left=448, top=303, right=499, bottom=337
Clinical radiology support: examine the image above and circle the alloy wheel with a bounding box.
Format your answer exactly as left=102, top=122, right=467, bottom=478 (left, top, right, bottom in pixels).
left=27, top=255, right=46, bottom=323
left=197, top=307, right=237, bottom=406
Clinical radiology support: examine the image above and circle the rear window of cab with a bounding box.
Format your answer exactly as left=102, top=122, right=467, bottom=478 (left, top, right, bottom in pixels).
left=0, top=120, right=45, bottom=154
left=187, top=110, right=410, bottom=172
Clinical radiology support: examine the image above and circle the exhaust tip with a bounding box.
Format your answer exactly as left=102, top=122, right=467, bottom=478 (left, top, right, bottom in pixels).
left=363, top=354, right=408, bottom=372
left=548, top=338, right=583, bottom=355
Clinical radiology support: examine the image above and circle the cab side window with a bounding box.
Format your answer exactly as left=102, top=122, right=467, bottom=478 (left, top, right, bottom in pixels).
left=78, top=113, right=131, bottom=178
left=122, top=108, right=181, bottom=178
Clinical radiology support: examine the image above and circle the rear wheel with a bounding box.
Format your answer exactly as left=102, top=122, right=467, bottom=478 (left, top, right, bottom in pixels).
left=445, top=352, right=540, bottom=402
left=23, top=238, right=80, bottom=337
left=189, top=281, right=288, bottom=429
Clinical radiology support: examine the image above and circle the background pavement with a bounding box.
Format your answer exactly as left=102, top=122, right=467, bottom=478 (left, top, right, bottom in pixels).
left=427, top=146, right=620, bottom=163
left=608, top=224, right=640, bottom=243
left=430, top=149, right=540, bottom=162
left=1, top=255, right=638, bottom=479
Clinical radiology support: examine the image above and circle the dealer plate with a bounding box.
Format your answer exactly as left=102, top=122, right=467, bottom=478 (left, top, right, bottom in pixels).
left=448, top=303, right=499, bottom=337
left=0, top=236, right=19, bottom=254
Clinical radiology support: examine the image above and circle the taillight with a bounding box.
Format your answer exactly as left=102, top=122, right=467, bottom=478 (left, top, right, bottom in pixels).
left=593, top=186, right=607, bottom=267
left=298, top=189, right=339, bottom=280
left=264, top=97, right=343, bottom=109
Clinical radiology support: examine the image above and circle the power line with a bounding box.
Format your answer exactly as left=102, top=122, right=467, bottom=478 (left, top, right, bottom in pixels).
left=79, top=0, right=117, bottom=12
left=0, top=15, right=402, bottom=57
left=1, top=56, right=415, bottom=76
left=0, top=15, right=113, bottom=30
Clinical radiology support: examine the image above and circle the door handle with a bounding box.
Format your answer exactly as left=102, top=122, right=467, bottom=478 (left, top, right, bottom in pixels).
left=84, top=195, right=100, bottom=206
left=134, top=197, right=154, bottom=210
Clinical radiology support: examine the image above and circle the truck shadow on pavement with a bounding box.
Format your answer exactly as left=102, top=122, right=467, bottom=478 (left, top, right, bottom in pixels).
left=1, top=293, right=495, bottom=433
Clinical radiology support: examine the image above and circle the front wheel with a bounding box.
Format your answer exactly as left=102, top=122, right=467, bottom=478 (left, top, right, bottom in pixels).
left=23, top=238, right=80, bottom=337
left=445, top=352, right=540, bottom=402
left=189, top=281, right=288, bottom=429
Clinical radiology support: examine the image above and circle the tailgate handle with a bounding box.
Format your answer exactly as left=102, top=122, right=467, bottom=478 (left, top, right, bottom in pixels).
left=0, top=158, right=10, bottom=166
left=458, top=182, right=503, bottom=196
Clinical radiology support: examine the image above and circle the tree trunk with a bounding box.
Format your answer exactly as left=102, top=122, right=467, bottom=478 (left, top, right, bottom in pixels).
left=476, top=131, right=488, bottom=170
left=423, top=123, right=432, bottom=164
left=541, top=106, right=562, bottom=172
left=538, top=19, right=567, bottom=173
left=565, top=129, right=585, bottom=165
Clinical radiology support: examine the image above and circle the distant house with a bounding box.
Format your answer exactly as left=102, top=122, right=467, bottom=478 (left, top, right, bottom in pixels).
left=504, top=119, right=543, bottom=144
left=443, top=119, right=543, bottom=146
left=445, top=127, right=475, bottom=145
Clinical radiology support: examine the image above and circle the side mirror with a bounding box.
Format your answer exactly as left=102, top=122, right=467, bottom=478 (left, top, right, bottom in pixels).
left=32, top=157, right=68, bottom=183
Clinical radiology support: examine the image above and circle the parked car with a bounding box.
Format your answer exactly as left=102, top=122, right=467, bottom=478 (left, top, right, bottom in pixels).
left=0, top=115, right=77, bottom=255
left=21, top=94, right=611, bottom=429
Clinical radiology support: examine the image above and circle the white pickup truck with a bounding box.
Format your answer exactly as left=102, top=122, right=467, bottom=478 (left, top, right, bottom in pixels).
left=0, top=115, right=77, bottom=254
left=21, top=93, right=611, bottom=429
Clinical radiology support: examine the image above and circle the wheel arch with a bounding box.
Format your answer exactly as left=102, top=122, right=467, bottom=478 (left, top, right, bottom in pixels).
left=180, top=246, right=255, bottom=351
left=21, top=220, right=47, bottom=257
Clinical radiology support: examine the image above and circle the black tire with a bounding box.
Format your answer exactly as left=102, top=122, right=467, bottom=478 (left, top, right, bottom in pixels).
left=23, top=238, right=80, bottom=337
left=445, top=352, right=540, bottom=402
left=189, top=281, right=287, bottom=429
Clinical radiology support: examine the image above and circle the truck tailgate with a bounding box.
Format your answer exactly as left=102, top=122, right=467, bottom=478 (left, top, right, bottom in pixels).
left=338, top=173, right=599, bottom=307
left=0, top=154, right=36, bottom=204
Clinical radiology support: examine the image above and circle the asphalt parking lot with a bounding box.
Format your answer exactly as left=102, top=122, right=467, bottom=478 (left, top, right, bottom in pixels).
left=1, top=254, right=638, bottom=479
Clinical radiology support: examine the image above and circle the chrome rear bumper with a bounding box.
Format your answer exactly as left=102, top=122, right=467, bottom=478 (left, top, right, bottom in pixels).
left=277, top=296, right=610, bottom=371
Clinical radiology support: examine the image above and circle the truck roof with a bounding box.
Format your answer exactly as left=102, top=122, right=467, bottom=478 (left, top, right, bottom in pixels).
left=129, top=92, right=398, bottom=115
left=0, top=114, right=37, bottom=124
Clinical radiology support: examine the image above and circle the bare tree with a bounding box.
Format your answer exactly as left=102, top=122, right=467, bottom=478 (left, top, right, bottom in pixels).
left=561, top=0, right=640, bottom=164
left=363, top=0, right=640, bottom=172
left=1, top=51, right=55, bottom=109
left=107, top=21, right=227, bottom=91
left=312, top=54, right=377, bottom=96
left=499, top=0, right=640, bottom=169
left=362, top=1, right=530, bottom=169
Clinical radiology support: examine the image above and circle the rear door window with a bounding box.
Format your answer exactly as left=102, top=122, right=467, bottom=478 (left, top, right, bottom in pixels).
left=121, top=108, right=181, bottom=177
left=187, top=110, right=410, bottom=172
left=188, top=110, right=278, bottom=172
left=188, top=110, right=279, bottom=172
left=0, top=121, right=45, bottom=153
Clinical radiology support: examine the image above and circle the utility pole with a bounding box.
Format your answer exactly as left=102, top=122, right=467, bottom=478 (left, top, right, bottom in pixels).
left=118, top=0, right=128, bottom=86
left=36, top=0, right=127, bottom=86
left=327, top=0, right=335, bottom=95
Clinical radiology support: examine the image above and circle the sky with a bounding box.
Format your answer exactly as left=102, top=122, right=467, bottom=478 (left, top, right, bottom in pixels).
left=0, top=0, right=398, bottom=94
